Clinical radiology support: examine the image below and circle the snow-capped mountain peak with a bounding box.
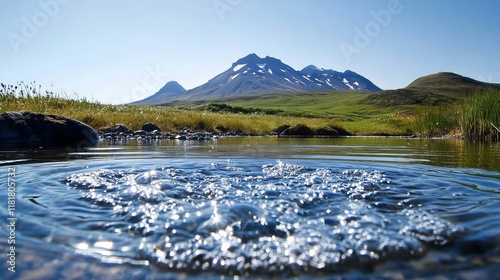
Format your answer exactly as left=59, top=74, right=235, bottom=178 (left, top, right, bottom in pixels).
left=132, top=54, right=381, bottom=104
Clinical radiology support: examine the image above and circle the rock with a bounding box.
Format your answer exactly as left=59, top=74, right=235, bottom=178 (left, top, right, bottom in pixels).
left=142, top=122, right=161, bottom=132
left=281, top=124, right=315, bottom=136
left=150, top=129, right=161, bottom=136
left=214, top=125, right=228, bottom=133
left=0, top=111, right=99, bottom=149
left=99, top=124, right=131, bottom=134
left=315, top=125, right=351, bottom=136
left=134, top=130, right=147, bottom=136
left=272, top=125, right=291, bottom=135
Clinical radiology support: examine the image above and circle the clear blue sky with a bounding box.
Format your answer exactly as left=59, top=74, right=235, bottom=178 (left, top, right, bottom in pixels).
left=1, top=0, right=499, bottom=104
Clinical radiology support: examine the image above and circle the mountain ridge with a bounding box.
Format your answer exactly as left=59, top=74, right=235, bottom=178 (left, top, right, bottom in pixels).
left=131, top=54, right=381, bottom=105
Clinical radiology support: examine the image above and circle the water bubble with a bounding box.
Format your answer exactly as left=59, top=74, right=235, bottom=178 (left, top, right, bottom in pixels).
left=64, top=161, right=465, bottom=275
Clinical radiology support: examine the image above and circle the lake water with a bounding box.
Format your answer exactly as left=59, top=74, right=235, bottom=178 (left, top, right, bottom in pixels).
left=1, top=137, right=499, bottom=279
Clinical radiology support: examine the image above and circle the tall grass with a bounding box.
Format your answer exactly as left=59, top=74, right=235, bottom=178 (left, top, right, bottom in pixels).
left=414, top=90, right=500, bottom=141
left=413, top=105, right=461, bottom=137
left=461, top=90, right=500, bottom=141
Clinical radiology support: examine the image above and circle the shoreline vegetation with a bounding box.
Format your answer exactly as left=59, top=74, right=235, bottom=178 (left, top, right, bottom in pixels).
left=414, top=89, right=500, bottom=141
left=1, top=82, right=499, bottom=141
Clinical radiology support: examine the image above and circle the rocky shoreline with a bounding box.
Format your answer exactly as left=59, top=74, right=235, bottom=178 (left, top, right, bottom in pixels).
left=0, top=111, right=405, bottom=151
left=97, top=122, right=356, bottom=144
left=98, top=123, right=250, bottom=143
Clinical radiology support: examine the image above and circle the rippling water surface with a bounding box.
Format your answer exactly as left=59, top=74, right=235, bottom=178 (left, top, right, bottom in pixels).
left=1, top=138, right=499, bottom=279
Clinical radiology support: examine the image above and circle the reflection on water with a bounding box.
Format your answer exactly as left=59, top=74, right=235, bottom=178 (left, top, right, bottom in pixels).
left=1, top=137, right=499, bottom=171
left=0, top=137, right=499, bottom=279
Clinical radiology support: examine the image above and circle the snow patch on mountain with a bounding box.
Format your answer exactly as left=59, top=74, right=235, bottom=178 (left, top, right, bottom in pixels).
left=229, top=73, right=239, bottom=81
left=343, top=78, right=354, bottom=90
left=233, top=64, right=246, bottom=72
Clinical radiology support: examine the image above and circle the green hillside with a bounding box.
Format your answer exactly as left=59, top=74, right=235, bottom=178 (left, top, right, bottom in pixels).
left=407, top=72, right=491, bottom=89
left=221, top=91, right=411, bottom=121
left=362, top=72, right=500, bottom=107
left=163, top=72, right=499, bottom=117
left=363, top=88, right=462, bottom=107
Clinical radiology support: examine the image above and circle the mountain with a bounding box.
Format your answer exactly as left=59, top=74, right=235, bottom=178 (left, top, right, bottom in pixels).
left=175, top=53, right=381, bottom=102
left=134, top=54, right=381, bottom=104
left=130, top=81, right=185, bottom=105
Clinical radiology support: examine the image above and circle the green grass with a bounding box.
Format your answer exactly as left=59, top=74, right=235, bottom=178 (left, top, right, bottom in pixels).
left=0, top=83, right=411, bottom=136
left=461, top=90, right=500, bottom=141
left=3, top=82, right=496, bottom=140
left=222, top=91, right=415, bottom=120
left=364, top=88, right=463, bottom=107
left=414, top=90, right=500, bottom=140
left=206, top=86, right=499, bottom=140
left=413, top=105, right=461, bottom=137
left=0, top=82, right=351, bottom=136
left=184, top=91, right=417, bottom=135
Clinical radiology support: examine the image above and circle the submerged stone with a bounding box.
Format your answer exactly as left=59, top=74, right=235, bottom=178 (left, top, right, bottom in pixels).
left=0, top=111, right=99, bottom=149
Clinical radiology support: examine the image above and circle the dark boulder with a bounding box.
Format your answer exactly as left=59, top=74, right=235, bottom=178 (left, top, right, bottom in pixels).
left=142, top=122, right=161, bottom=132
left=315, top=125, right=351, bottom=136
left=99, top=124, right=131, bottom=134
left=272, top=125, right=291, bottom=135
left=0, top=111, right=99, bottom=149
left=281, top=124, right=315, bottom=136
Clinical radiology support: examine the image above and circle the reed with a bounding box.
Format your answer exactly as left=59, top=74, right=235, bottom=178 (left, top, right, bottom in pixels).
left=461, top=89, right=500, bottom=141
left=414, top=89, right=500, bottom=141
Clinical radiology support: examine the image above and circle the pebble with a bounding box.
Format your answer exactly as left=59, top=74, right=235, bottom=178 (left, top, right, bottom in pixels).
left=99, top=124, right=249, bottom=143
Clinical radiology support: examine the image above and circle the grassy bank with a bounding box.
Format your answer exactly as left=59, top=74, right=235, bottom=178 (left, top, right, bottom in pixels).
left=0, top=82, right=358, bottom=135
left=414, top=90, right=500, bottom=140
left=6, top=82, right=496, bottom=140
